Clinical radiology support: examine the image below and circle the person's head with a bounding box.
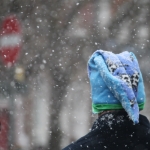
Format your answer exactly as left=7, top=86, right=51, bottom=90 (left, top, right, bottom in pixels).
left=87, top=50, right=146, bottom=124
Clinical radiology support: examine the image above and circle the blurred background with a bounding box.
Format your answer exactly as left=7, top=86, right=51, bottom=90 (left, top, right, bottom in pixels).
left=0, top=0, right=150, bottom=150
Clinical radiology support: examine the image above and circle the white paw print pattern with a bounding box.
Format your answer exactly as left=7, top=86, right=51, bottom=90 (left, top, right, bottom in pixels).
left=106, top=59, right=118, bottom=73
left=120, top=74, right=132, bottom=87
left=130, top=98, right=136, bottom=107
left=131, top=72, right=139, bottom=89
left=106, top=58, right=139, bottom=89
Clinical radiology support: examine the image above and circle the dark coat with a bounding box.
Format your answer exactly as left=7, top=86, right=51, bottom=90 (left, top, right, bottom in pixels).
left=62, top=111, right=150, bottom=150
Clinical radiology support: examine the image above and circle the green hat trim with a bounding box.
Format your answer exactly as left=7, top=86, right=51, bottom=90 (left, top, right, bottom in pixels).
left=92, top=102, right=145, bottom=113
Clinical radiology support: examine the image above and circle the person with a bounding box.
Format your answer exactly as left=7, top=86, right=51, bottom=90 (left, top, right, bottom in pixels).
left=62, top=50, right=150, bottom=150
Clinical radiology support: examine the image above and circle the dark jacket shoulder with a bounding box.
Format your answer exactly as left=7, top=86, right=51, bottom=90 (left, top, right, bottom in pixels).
left=62, top=111, right=150, bottom=150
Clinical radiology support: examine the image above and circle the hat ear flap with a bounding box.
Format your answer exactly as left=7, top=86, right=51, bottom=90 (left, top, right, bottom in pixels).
left=88, top=54, right=115, bottom=107
left=129, top=52, right=146, bottom=107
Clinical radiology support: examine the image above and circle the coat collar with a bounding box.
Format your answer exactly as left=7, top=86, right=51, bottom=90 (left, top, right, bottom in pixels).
left=92, top=111, right=150, bottom=131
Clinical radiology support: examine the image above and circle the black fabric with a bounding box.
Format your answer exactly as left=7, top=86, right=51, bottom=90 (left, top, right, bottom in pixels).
left=62, top=111, right=150, bottom=150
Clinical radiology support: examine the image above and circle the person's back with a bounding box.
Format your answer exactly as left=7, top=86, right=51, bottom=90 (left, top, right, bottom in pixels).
left=62, top=50, right=150, bottom=150
left=63, top=111, right=150, bottom=150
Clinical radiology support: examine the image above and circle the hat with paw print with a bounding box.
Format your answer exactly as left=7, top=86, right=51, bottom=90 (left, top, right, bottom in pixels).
left=87, top=50, right=146, bottom=124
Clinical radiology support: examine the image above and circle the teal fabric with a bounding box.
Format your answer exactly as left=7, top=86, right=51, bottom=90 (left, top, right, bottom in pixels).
left=87, top=50, right=146, bottom=124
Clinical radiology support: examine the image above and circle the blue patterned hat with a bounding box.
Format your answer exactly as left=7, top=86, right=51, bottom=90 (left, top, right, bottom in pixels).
left=88, top=50, right=146, bottom=124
